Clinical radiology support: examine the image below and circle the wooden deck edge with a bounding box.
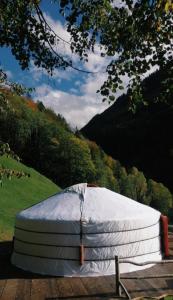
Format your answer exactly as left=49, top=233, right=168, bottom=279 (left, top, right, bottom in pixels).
left=130, top=294, right=173, bottom=300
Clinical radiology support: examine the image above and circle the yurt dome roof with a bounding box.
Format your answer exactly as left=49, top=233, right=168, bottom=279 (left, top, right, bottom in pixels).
left=16, top=183, right=160, bottom=229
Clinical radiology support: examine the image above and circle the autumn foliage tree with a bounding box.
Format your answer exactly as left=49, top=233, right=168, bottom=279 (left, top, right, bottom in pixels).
left=56, top=136, right=96, bottom=187
left=147, top=179, right=172, bottom=215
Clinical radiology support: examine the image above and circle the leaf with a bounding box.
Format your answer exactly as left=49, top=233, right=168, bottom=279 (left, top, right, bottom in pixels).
left=109, top=95, right=115, bottom=101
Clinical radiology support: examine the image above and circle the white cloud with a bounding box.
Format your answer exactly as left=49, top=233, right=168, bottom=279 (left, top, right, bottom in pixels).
left=29, top=62, right=46, bottom=81
left=43, top=13, right=78, bottom=63
left=83, top=47, right=111, bottom=73
left=32, top=15, right=130, bottom=129
left=33, top=56, right=128, bottom=129
left=29, top=60, right=75, bottom=83
left=34, top=82, right=109, bottom=129
left=70, top=88, right=78, bottom=94
left=42, top=14, right=114, bottom=74
left=44, top=14, right=71, bottom=45
left=74, top=80, right=81, bottom=86
left=1, top=68, right=13, bottom=80
left=34, top=66, right=130, bottom=129
left=6, top=70, right=13, bottom=80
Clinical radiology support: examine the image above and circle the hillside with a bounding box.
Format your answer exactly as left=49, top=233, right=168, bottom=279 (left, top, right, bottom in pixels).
left=81, top=68, right=173, bottom=193
left=0, top=88, right=123, bottom=190
left=0, top=155, right=60, bottom=240
left=0, top=88, right=172, bottom=219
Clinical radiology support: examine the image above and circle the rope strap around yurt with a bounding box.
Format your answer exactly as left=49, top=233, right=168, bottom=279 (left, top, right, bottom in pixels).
left=79, top=216, right=85, bottom=265
left=79, top=191, right=85, bottom=265
left=160, top=214, right=169, bottom=257
left=79, top=183, right=99, bottom=265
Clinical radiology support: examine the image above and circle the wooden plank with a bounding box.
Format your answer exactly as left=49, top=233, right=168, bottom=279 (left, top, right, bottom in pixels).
left=48, top=278, right=59, bottom=299
left=153, top=260, right=173, bottom=296
left=0, top=280, right=6, bottom=298
left=121, top=263, right=173, bottom=299
left=81, top=277, right=100, bottom=295
left=105, top=274, right=131, bottom=299
left=122, top=278, right=139, bottom=298
left=137, top=268, right=164, bottom=297
left=0, top=279, right=18, bottom=300
left=0, top=239, right=173, bottom=300
left=15, top=279, right=25, bottom=300
left=164, top=278, right=173, bottom=295
left=56, top=278, right=74, bottom=298
left=81, top=276, right=114, bottom=298
left=147, top=276, right=170, bottom=297
left=31, top=279, right=51, bottom=300
left=103, top=275, right=115, bottom=290
left=102, top=276, right=115, bottom=294
left=15, top=279, right=31, bottom=300
left=93, top=276, right=114, bottom=296
left=122, top=271, right=146, bottom=299
left=78, top=278, right=96, bottom=300
left=24, top=280, right=32, bottom=300
left=69, top=277, right=88, bottom=296
left=163, top=262, right=173, bottom=273
left=124, top=269, right=162, bottom=299
left=68, top=277, right=92, bottom=300
left=121, top=275, right=139, bottom=295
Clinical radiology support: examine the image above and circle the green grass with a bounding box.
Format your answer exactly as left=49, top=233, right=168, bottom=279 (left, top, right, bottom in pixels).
left=0, top=155, right=60, bottom=240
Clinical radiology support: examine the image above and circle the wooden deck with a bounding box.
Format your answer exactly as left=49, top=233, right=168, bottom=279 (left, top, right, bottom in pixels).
left=0, top=234, right=173, bottom=300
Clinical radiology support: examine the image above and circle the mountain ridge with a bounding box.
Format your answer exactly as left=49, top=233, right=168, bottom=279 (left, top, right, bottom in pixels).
left=0, top=87, right=172, bottom=219
left=81, top=68, right=173, bottom=193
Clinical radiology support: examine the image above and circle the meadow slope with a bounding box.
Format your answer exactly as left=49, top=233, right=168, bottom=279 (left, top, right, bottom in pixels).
left=0, top=155, right=60, bottom=240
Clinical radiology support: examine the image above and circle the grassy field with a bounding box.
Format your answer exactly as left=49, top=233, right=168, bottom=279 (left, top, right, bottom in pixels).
left=0, top=155, right=60, bottom=240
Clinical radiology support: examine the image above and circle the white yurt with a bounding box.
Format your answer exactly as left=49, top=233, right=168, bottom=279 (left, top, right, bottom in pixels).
left=11, top=183, right=164, bottom=277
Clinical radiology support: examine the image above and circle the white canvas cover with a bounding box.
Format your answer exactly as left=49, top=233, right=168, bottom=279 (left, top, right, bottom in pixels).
left=11, top=183, right=162, bottom=276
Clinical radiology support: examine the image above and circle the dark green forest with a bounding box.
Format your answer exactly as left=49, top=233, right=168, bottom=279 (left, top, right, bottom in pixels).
left=82, top=65, right=173, bottom=200
left=0, top=88, right=172, bottom=218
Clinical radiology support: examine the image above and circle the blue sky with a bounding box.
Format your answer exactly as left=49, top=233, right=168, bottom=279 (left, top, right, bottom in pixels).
left=0, top=1, right=160, bottom=128
left=0, top=0, right=115, bottom=129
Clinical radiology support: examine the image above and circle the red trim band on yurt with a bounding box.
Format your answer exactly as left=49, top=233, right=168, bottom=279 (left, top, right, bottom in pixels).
left=160, top=214, right=169, bottom=258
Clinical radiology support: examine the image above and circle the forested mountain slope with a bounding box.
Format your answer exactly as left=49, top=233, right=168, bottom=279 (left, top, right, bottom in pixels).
left=81, top=68, right=173, bottom=194
left=0, top=88, right=172, bottom=217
